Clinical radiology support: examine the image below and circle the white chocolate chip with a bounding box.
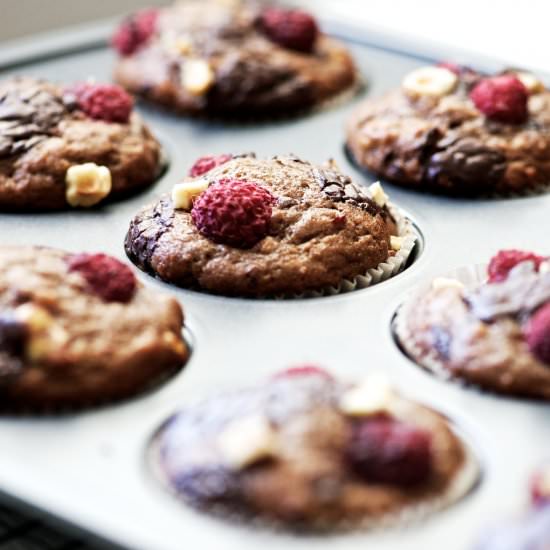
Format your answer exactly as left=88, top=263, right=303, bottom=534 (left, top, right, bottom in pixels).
left=162, top=31, right=193, bottom=56
left=65, top=163, right=112, bottom=208
left=14, top=303, right=54, bottom=331
left=402, top=66, right=458, bottom=98
left=368, top=181, right=388, bottom=207
left=14, top=304, right=68, bottom=361
left=390, top=236, right=403, bottom=251
left=515, top=72, right=545, bottom=94
left=171, top=180, right=209, bottom=210
left=181, top=58, right=215, bottom=96
left=339, top=374, right=395, bottom=417
left=218, top=414, right=278, bottom=469
left=431, top=277, right=465, bottom=290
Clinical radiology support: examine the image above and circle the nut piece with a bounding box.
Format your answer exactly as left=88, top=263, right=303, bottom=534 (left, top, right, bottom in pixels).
left=368, top=181, right=388, bottom=207
left=340, top=374, right=395, bottom=417
left=515, top=71, right=545, bottom=94
left=14, top=303, right=68, bottom=361
left=65, top=163, right=112, bottom=208
left=390, top=236, right=403, bottom=251
left=171, top=180, right=209, bottom=210
left=431, top=277, right=465, bottom=290
left=218, top=414, right=278, bottom=469
left=181, top=58, right=215, bottom=96
left=403, top=66, right=458, bottom=98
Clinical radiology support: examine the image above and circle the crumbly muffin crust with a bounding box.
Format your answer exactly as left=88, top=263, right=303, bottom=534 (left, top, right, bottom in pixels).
left=346, top=69, right=550, bottom=195
left=153, top=371, right=472, bottom=530
left=398, top=262, right=550, bottom=398
left=0, top=246, right=188, bottom=410
left=113, top=0, right=357, bottom=118
left=0, top=77, right=162, bottom=210
left=125, top=155, right=398, bottom=297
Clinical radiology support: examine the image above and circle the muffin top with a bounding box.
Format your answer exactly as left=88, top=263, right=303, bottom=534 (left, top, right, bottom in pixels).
left=125, top=154, right=405, bottom=297
left=0, top=77, right=162, bottom=210
left=347, top=65, right=550, bottom=195
left=112, top=0, right=357, bottom=117
left=0, top=246, right=188, bottom=409
left=153, top=367, right=476, bottom=530
left=398, top=249, right=550, bottom=398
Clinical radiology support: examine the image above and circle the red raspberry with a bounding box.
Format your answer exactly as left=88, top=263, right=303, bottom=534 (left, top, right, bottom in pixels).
left=470, top=75, right=529, bottom=124
left=191, top=179, right=275, bottom=249
left=67, top=253, right=137, bottom=303
left=111, top=9, right=158, bottom=56
left=531, top=463, right=550, bottom=507
left=259, top=8, right=319, bottom=53
left=488, top=249, right=546, bottom=283
left=273, top=365, right=333, bottom=380
left=346, top=418, right=433, bottom=486
left=189, top=155, right=233, bottom=177
left=524, top=303, right=550, bottom=365
left=72, top=84, right=133, bottom=123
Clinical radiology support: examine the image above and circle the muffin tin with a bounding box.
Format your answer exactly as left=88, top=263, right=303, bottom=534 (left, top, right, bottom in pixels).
left=1, top=13, right=550, bottom=550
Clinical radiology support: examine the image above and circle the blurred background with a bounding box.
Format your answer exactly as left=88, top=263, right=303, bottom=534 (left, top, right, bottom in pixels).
left=1, top=1, right=549, bottom=74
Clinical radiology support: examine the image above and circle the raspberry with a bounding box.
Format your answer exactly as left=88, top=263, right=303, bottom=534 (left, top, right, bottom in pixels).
left=67, top=253, right=137, bottom=303
left=488, top=249, right=546, bottom=283
left=111, top=9, right=158, bottom=56
left=189, top=155, right=233, bottom=177
left=524, top=303, right=550, bottom=365
left=191, top=179, right=275, bottom=249
left=273, top=365, right=333, bottom=380
left=346, top=418, right=433, bottom=486
left=470, top=75, right=528, bottom=124
left=259, top=8, right=319, bottom=53
left=531, top=463, right=550, bottom=507
left=72, top=83, right=133, bottom=123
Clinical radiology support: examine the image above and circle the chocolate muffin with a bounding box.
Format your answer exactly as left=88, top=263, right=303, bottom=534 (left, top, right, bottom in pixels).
left=0, top=77, right=163, bottom=210
left=125, top=154, right=415, bottom=297
left=395, top=249, right=550, bottom=398
left=151, top=367, right=478, bottom=531
left=346, top=64, right=550, bottom=195
left=0, top=246, right=188, bottom=410
left=112, top=0, right=357, bottom=118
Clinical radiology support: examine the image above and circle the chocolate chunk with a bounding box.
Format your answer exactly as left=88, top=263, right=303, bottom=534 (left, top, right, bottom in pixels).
left=0, top=312, right=26, bottom=381
left=426, top=137, right=506, bottom=191
left=124, top=196, right=175, bottom=272
left=314, top=167, right=385, bottom=217
left=0, top=80, right=68, bottom=159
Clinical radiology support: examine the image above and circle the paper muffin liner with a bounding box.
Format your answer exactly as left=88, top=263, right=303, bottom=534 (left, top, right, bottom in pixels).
left=278, top=201, right=418, bottom=299
left=393, top=264, right=489, bottom=382
left=147, top=416, right=480, bottom=533
left=345, top=145, right=550, bottom=200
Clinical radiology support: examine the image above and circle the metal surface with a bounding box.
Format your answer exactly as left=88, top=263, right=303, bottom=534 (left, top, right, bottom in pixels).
left=0, top=19, right=549, bottom=550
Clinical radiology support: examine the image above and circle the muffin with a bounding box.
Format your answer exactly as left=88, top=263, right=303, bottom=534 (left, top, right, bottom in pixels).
left=151, top=366, right=478, bottom=530
left=346, top=64, right=550, bottom=195
left=112, top=0, right=357, bottom=118
left=395, top=249, right=550, bottom=398
left=474, top=463, right=550, bottom=549
left=0, top=77, right=163, bottom=210
left=125, top=153, right=416, bottom=297
left=0, top=246, right=188, bottom=410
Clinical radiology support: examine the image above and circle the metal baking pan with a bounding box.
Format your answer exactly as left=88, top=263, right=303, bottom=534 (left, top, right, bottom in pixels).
left=1, top=12, right=550, bottom=550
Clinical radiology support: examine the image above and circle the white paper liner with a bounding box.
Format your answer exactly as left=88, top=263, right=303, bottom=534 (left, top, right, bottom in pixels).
left=280, top=202, right=418, bottom=299
left=393, top=264, right=488, bottom=381
left=147, top=419, right=480, bottom=533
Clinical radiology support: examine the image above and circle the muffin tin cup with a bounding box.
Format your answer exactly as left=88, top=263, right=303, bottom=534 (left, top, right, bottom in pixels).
left=146, top=404, right=481, bottom=534
left=284, top=202, right=418, bottom=299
